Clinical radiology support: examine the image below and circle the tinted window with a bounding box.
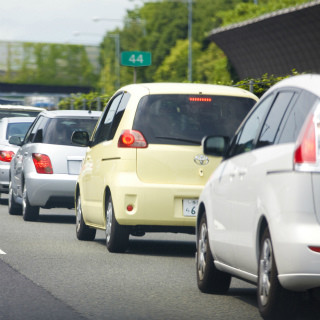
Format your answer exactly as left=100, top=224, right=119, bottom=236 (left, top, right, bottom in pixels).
left=109, top=92, right=130, bottom=139
left=256, top=91, right=295, bottom=148
left=132, top=94, right=256, bottom=146
left=228, top=94, right=274, bottom=157
left=277, top=90, right=318, bottom=144
left=24, top=115, right=49, bottom=143
left=6, top=122, right=34, bottom=140
left=93, top=93, right=123, bottom=145
left=43, top=117, right=98, bottom=146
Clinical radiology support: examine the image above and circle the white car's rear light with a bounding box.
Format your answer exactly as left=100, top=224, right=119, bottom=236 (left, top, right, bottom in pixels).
left=32, top=153, right=53, bottom=174
left=0, top=150, right=15, bottom=162
left=294, top=106, right=320, bottom=172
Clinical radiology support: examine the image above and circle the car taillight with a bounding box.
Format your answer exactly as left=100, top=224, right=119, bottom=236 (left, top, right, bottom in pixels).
left=0, top=150, right=15, bottom=162
left=118, top=130, right=148, bottom=148
left=32, top=153, right=53, bottom=174
left=294, top=110, right=320, bottom=172
left=294, top=116, right=316, bottom=164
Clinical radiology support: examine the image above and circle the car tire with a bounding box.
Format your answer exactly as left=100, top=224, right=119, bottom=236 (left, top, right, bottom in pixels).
left=105, top=195, right=129, bottom=253
left=75, top=193, right=96, bottom=241
left=22, top=183, right=39, bottom=221
left=8, top=181, right=22, bottom=215
left=196, top=213, right=231, bottom=293
left=257, top=228, right=298, bottom=319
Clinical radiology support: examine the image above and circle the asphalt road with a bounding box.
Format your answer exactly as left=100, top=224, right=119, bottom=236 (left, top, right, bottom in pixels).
left=0, top=194, right=318, bottom=320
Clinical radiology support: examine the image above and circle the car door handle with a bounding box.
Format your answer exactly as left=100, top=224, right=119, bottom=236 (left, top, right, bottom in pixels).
left=24, top=152, right=28, bottom=157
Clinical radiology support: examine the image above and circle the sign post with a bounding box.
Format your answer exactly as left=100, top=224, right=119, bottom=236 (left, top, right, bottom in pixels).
left=121, top=51, right=152, bottom=83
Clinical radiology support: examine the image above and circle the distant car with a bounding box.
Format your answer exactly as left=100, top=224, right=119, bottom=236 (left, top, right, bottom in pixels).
left=71, top=82, right=258, bottom=253
left=0, top=105, right=44, bottom=119
left=8, top=110, right=101, bottom=221
left=196, top=74, right=320, bottom=319
left=0, top=117, right=35, bottom=195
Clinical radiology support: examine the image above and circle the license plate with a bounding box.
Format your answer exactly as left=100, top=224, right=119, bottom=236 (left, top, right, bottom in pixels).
left=183, top=199, right=198, bottom=217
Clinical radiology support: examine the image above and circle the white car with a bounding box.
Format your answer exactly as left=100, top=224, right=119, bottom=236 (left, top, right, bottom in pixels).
left=8, top=110, right=101, bottom=221
left=0, top=117, right=35, bottom=195
left=196, top=74, right=320, bottom=319
left=0, top=105, right=44, bottom=119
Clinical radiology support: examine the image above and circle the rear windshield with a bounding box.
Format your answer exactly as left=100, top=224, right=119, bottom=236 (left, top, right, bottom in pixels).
left=42, top=117, right=98, bottom=146
left=0, top=110, right=41, bottom=118
left=133, top=94, right=256, bottom=145
left=7, top=122, right=33, bottom=140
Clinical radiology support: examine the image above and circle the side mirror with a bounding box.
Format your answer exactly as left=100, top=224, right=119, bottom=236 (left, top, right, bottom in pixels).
left=71, top=130, right=90, bottom=147
left=9, top=135, right=22, bottom=146
left=202, top=136, right=229, bottom=157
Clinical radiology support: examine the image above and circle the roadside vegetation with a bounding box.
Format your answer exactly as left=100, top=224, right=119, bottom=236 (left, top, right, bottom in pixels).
left=1, top=0, right=311, bottom=108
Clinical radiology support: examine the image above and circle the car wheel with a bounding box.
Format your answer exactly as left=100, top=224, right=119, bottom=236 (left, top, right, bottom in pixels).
left=8, top=181, right=22, bottom=215
left=105, top=195, right=129, bottom=253
left=196, top=213, right=231, bottom=293
left=257, top=228, right=298, bottom=319
left=75, top=193, right=96, bottom=241
left=22, top=183, right=39, bottom=221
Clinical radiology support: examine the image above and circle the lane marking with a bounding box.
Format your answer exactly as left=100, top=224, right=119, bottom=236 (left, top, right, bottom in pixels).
left=0, top=249, right=6, bottom=254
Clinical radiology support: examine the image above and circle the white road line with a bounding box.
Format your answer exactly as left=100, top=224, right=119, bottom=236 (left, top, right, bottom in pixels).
left=0, top=249, right=6, bottom=254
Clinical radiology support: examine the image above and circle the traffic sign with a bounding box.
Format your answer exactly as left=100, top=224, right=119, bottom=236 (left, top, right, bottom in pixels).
left=121, top=51, right=152, bottom=67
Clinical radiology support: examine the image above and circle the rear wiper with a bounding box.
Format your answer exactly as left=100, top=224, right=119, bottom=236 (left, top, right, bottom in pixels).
left=155, top=136, right=200, bottom=145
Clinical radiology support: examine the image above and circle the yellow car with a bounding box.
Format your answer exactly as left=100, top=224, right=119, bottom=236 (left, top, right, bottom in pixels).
left=72, top=83, right=258, bottom=252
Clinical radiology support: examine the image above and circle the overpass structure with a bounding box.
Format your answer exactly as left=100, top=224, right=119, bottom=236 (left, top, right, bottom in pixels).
left=208, top=0, right=320, bottom=79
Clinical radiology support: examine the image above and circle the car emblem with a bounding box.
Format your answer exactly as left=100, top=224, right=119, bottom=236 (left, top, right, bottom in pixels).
left=194, top=154, right=209, bottom=166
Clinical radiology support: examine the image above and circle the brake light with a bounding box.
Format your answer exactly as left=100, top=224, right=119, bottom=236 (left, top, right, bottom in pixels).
left=309, top=246, right=320, bottom=253
left=294, top=115, right=316, bottom=164
left=0, top=150, right=14, bottom=162
left=32, top=153, right=53, bottom=174
left=189, top=97, right=212, bottom=102
left=118, top=130, right=147, bottom=148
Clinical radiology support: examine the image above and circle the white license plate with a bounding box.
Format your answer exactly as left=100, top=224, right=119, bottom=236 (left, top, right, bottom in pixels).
left=183, top=199, right=198, bottom=217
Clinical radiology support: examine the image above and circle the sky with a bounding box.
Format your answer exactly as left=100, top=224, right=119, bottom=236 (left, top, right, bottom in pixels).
left=0, top=0, right=142, bottom=46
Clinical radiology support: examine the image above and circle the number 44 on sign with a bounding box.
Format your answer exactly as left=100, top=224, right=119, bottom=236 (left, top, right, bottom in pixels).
left=121, top=51, right=152, bottom=67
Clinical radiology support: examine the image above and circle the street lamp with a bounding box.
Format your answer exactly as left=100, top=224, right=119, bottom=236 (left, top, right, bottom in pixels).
left=107, top=34, right=121, bottom=89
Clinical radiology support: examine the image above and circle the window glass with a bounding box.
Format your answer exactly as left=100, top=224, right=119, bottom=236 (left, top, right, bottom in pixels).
left=256, top=91, right=295, bottom=148
left=109, top=92, right=130, bottom=139
left=277, top=90, right=318, bottom=144
left=6, top=121, right=34, bottom=140
left=24, top=116, right=48, bottom=144
left=228, top=94, right=274, bottom=157
left=133, top=94, right=256, bottom=146
left=42, top=117, right=98, bottom=146
left=93, top=93, right=123, bottom=145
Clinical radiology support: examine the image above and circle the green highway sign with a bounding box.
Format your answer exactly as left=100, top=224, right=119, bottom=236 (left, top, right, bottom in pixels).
left=121, top=51, right=152, bottom=67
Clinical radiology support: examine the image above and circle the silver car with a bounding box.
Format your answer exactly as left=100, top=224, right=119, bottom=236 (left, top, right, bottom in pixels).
left=0, top=117, right=35, bottom=195
left=8, top=110, right=101, bottom=221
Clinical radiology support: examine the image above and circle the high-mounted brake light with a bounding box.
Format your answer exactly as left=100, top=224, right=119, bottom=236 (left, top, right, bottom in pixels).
left=189, top=97, right=212, bottom=102
left=0, top=150, right=15, bottom=162
left=294, top=115, right=317, bottom=164
left=118, top=130, right=148, bottom=148
left=32, top=153, right=53, bottom=174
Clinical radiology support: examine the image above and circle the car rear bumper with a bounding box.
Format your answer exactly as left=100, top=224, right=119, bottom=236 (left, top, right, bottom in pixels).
left=271, top=221, right=320, bottom=291
left=0, top=163, right=10, bottom=193
left=111, top=172, right=202, bottom=227
left=26, top=172, right=78, bottom=208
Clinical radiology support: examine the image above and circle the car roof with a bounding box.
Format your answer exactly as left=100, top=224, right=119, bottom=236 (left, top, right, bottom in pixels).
left=0, top=105, right=45, bottom=111
left=264, top=74, right=320, bottom=98
left=0, top=117, right=36, bottom=124
left=118, top=82, right=258, bottom=100
left=38, top=110, right=102, bottom=118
